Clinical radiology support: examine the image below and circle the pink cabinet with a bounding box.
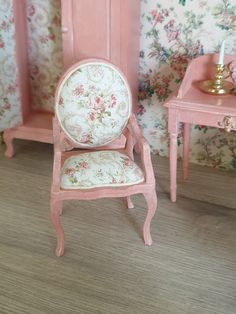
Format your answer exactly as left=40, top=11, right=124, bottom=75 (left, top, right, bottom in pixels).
left=3, top=0, right=140, bottom=157
left=61, top=0, right=140, bottom=105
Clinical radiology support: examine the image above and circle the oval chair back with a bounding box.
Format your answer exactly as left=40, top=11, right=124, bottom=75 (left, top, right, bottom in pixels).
left=55, top=59, right=132, bottom=147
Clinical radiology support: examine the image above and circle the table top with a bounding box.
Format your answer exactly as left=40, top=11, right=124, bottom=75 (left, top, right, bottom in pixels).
left=164, top=85, right=236, bottom=115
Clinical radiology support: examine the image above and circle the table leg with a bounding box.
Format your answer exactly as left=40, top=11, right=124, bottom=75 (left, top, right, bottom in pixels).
left=183, top=123, right=190, bottom=180
left=169, top=132, right=178, bottom=202
left=168, top=108, right=179, bottom=202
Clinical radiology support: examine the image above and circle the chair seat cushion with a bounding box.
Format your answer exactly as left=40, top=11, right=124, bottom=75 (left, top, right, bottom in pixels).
left=60, top=151, right=144, bottom=189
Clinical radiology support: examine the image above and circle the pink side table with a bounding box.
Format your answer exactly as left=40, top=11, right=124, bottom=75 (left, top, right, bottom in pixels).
left=164, top=54, right=236, bottom=202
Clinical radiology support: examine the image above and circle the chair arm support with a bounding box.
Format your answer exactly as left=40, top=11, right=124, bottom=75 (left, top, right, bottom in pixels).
left=52, top=117, right=61, bottom=151
left=51, top=118, right=62, bottom=191
left=127, top=114, right=155, bottom=184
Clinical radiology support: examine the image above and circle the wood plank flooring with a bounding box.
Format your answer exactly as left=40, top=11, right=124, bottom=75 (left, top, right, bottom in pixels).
left=0, top=140, right=235, bottom=314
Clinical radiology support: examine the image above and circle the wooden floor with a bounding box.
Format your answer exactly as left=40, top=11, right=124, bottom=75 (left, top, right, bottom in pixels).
left=0, top=140, right=235, bottom=314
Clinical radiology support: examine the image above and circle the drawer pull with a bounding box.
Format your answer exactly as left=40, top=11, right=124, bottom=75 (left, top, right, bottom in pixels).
left=218, top=116, right=236, bottom=132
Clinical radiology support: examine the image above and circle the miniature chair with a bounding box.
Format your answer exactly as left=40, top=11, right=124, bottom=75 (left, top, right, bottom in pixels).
left=51, top=59, right=157, bottom=256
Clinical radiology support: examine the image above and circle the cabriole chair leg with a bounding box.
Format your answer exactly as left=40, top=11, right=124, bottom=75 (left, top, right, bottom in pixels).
left=143, top=190, right=157, bottom=246
left=51, top=199, right=65, bottom=257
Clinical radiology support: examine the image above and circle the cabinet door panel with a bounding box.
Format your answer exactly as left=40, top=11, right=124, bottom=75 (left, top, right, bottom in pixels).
left=72, top=0, right=110, bottom=61
left=62, top=0, right=112, bottom=68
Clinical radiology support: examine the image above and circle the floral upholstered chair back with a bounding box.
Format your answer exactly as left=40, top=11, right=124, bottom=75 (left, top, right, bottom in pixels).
left=55, top=60, right=132, bottom=147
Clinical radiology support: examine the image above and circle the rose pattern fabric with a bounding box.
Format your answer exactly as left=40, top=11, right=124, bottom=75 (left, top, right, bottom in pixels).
left=0, top=0, right=22, bottom=131
left=27, top=0, right=63, bottom=112
left=60, top=151, right=144, bottom=189
left=56, top=63, right=131, bottom=147
left=139, top=0, right=236, bottom=170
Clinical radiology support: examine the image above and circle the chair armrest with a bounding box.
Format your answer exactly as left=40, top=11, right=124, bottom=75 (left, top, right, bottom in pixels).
left=127, top=114, right=155, bottom=184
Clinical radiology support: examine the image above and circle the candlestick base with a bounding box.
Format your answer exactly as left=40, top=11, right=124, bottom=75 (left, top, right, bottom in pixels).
left=199, top=63, right=235, bottom=95
left=199, top=79, right=235, bottom=95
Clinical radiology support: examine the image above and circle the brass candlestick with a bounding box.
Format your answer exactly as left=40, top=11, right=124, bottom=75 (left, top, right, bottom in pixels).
left=199, top=64, right=235, bottom=95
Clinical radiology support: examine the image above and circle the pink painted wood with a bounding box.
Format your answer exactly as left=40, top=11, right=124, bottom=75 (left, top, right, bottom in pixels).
left=51, top=59, right=157, bottom=256
left=4, top=0, right=140, bottom=157
left=164, top=53, right=236, bottom=202
left=61, top=0, right=140, bottom=108
left=3, top=0, right=53, bottom=157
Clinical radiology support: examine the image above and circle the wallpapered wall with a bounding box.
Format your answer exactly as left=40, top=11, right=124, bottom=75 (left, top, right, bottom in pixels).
left=0, top=0, right=22, bottom=130
left=0, top=0, right=236, bottom=170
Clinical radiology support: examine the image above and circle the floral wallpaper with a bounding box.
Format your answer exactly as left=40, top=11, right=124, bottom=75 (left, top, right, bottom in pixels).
left=0, top=0, right=22, bottom=131
left=138, top=0, right=236, bottom=170
left=0, top=0, right=236, bottom=170
left=27, top=0, right=63, bottom=112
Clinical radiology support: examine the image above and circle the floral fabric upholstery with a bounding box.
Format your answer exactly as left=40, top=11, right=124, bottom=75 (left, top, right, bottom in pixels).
left=60, top=151, right=144, bottom=189
left=55, top=62, right=131, bottom=147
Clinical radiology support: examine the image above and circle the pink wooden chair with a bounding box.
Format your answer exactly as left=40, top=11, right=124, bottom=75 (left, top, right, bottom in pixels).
left=51, top=59, right=157, bottom=256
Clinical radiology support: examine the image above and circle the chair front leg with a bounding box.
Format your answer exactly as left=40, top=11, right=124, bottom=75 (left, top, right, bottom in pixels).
left=143, top=189, right=157, bottom=246
left=50, top=198, right=65, bottom=256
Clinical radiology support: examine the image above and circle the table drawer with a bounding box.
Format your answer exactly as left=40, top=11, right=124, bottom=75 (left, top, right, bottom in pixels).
left=179, top=110, right=236, bottom=132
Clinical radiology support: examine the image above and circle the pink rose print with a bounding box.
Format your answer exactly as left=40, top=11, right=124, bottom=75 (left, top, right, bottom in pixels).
left=88, top=85, right=95, bottom=91
left=3, top=98, right=11, bottom=110
left=48, top=34, right=56, bottom=41
left=80, top=133, right=92, bottom=144
left=3, top=102, right=11, bottom=110
left=150, top=9, right=168, bottom=27
left=1, top=21, right=9, bottom=31
left=28, top=5, right=36, bottom=17
left=170, top=55, right=188, bottom=80
left=39, top=35, right=48, bottom=44
left=73, top=85, right=84, bottom=96
left=112, top=177, right=118, bottom=183
left=108, top=94, right=117, bottom=108
left=7, top=85, right=16, bottom=94
left=94, top=96, right=105, bottom=110
left=137, top=104, right=146, bottom=115
left=88, top=112, right=96, bottom=121
left=59, top=96, right=64, bottom=106
left=164, top=19, right=181, bottom=42
left=80, top=161, right=89, bottom=169
left=65, top=168, right=76, bottom=176
left=151, top=10, right=164, bottom=24
left=0, top=98, right=12, bottom=116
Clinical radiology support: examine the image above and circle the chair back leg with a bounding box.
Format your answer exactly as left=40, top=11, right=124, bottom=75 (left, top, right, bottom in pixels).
left=143, top=190, right=157, bottom=246
left=126, top=196, right=134, bottom=209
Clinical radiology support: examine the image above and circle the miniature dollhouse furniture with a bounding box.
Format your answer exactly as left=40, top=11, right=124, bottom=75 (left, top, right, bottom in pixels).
left=3, top=0, right=54, bottom=158
left=164, top=53, right=236, bottom=202
left=50, top=59, right=157, bottom=256
left=3, top=0, right=140, bottom=157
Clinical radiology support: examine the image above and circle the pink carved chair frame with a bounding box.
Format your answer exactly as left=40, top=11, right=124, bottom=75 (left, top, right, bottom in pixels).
left=51, top=59, right=157, bottom=256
